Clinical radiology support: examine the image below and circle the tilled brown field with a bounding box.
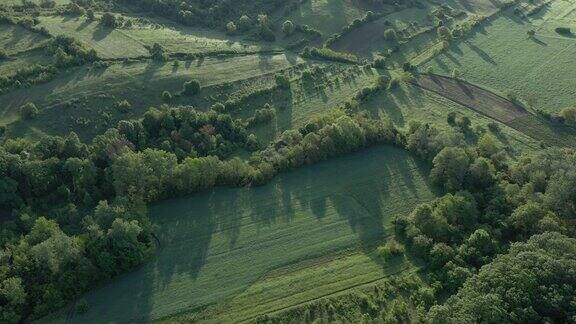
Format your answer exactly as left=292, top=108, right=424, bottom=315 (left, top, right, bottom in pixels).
left=412, top=74, right=529, bottom=124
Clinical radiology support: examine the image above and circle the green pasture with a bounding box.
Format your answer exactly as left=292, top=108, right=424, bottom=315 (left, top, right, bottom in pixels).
left=42, top=145, right=436, bottom=323
left=424, top=5, right=576, bottom=113
left=0, top=53, right=301, bottom=139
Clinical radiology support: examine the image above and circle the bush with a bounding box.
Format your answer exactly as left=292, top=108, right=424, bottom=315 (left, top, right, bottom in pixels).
left=182, top=80, right=201, bottom=96
left=19, top=103, right=39, bottom=120
left=0, top=50, right=7, bottom=60
left=226, top=21, right=237, bottom=34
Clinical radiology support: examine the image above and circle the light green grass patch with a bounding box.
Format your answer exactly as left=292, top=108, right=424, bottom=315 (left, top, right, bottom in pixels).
left=42, top=145, right=436, bottom=323
left=424, top=9, right=576, bottom=113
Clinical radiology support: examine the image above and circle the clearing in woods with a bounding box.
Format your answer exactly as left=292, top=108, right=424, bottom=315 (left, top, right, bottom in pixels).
left=41, top=145, right=436, bottom=323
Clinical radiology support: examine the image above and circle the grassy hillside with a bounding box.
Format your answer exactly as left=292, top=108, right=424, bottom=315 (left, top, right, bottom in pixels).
left=42, top=145, right=437, bottom=323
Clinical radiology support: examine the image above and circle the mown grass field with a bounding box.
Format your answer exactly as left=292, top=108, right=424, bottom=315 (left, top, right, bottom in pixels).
left=0, top=53, right=302, bottom=139
left=425, top=1, right=576, bottom=113
left=42, top=145, right=437, bottom=323
left=37, top=15, right=267, bottom=59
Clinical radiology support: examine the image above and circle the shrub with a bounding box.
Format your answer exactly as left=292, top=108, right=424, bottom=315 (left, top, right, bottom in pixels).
left=282, top=20, right=294, bottom=36
left=527, top=29, right=535, bottom=37
left=182, top=80, right=201, bottom=96
left=560, top=107, right=576, bottom=125
left=76, top=299, right=89, bottom=313
left=226, top=21, right=237, bottom=34
left=447, top=112, right=457, bottom=125
left=274, top=74, right=290, bottom=89
left=19, top=103, right=39, bottom=120
left=115, top=100, right=131, bottom=113
left=0, top=50, right=6, bottom=60
left=100, top=12, right=117, bottom=28
left=377, top=240, right=405, bottom=260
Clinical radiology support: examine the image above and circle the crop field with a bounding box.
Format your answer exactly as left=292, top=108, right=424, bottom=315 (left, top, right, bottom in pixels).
left=37, top=15, right=267, bottom=59
left=42, top=145, right=436, bottom=323
left=424, top=3, right=576, bottom=113
left=0, top=54, right=302, bottom=139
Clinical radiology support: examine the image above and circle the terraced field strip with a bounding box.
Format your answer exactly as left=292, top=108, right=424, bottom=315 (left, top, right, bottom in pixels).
left=42, top=145, right=436, bottom=323
left=412, top=74, right=576, bottom=147
left=0, top=53, right=302, bottom=139
left=424, top=8, right=576, bottom=113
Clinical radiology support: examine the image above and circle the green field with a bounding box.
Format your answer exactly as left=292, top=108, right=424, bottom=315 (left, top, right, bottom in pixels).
left=42, top=145, right=436, bottom=323
left=0, top=53, right=302, bottom=139
left=425, top=2, right=576, bottom=113
left=37, top=15, right=267, bottom=59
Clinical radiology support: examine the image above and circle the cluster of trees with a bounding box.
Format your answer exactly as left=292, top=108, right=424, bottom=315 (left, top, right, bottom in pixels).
left=392, top=120, right=576, bottom=322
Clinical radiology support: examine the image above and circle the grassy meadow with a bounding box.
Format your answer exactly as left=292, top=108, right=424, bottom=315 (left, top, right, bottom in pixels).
left=425, top=3, right=576, bottom=113
left=41, top=145, right=436, bottom=323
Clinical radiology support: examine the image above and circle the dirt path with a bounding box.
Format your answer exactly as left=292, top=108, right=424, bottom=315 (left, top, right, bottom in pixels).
left=412, top=74, right=529, bottom=124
